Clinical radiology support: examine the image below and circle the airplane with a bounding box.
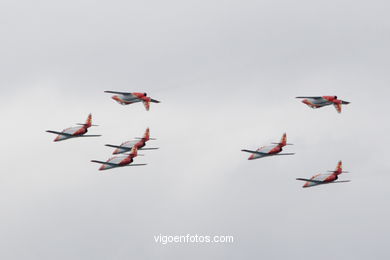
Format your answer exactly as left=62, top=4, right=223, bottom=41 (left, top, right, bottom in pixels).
left=46, top=113, right=101, bottom=142
left=295, top=96, right=350, bottom=113
left=91, top=146, right=146, bottom=171
left=105, top=128, right=158, bottom=154
left=241, top=133, right=294, bottom=160
left=104, top=91, right=160, bottom=111
left=296, top=161, right=350, bottom=188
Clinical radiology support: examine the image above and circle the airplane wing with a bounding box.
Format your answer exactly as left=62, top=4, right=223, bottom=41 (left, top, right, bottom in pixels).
left=105, top=144, right=132, bottom=149
left=91, top=160, right=147, bottom=167
left=105, top=144, right=158, bottom=150
left=241, top=149, right=268, bottom=155
left=334, top=103, right=342, bottom=113
left=91, top=160, right=119, bottom=166
left=296, top=178, right=325, bottom=184
left=104, top=90, right=133, bottom=95
left=150, top=98, right=160, bottom=103
left=296, top=96, right=322, bottom=99
left=296, top=178, right=351, bottom=184
left=46, top=130, right=73, bottom=136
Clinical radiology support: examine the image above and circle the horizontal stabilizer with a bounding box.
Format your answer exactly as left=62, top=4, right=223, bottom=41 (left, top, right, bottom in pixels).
left=46, top=130, right=73, bottom=136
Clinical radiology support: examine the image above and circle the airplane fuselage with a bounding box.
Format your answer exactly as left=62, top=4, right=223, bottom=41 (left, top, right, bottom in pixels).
left=248, top=144, right=283, bottom=160
left=54, top=126, right=87, bottom=142
left=99, top=156, right=134, bottom=170
left=111, top=92, right=150, bottom=105
left=113, top=140, right=146, bottom=154
left=112, top=94, right=142, bottom=105
left=303, top=173, right=338, bottom=187
left=301, top=97, right=335, bottom=108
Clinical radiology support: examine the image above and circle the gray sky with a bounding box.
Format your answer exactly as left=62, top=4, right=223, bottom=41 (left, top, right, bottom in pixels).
left=1, top=0, right=390, bottom=259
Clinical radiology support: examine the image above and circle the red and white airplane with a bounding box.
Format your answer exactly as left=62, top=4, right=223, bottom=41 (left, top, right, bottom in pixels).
left=105, top=128, right=158, bottom=154
left=296, top=161, right=350, bottom=188
left=46, top=114, right=101, bottom=142
left=241, top=133, right=294, bottom=160
left=91, top=146, right=146, bottom=171
left=296, top=96, right=350, bottom=113
left=104, top=91, right=160, bottom=111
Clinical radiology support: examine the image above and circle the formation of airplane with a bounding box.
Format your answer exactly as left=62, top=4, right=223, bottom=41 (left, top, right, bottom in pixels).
left=105, top=128, right=158, bottom=154
left=296, top=96, right=350, bottom=113
left=296, top=161, right=350, bottom=188
left=104, top=91, right=160, bottom=111
left=46, top=92, right=352, bottom=187
left=90, top=128, right=158, bottom=171
left=241, top=133, right=294, bottom=160
left=46, top=114, right=101, bottom=142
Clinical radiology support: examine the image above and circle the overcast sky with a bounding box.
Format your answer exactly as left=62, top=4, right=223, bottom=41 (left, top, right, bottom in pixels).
left=1, top=0, right=390, bottom=259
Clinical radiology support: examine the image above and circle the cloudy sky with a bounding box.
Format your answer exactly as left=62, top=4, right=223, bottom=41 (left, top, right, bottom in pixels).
left=1, top=0, right=390, bottom=259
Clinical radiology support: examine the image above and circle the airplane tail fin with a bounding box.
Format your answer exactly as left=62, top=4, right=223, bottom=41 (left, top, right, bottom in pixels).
left=328, top=161, right=348, bottom=175
left=334, top=102, right=342, bottom=113
left=333, top=99, right=350, bottom=113
left=143, top=100, right=150, bottom=111
left=135, top=128, right=156, bottom=140
left=271, top=133, right=293, bottom=146
left=77, top=113, right=98, bottom=128
left=334, top=160, right=343, bottom=174
left=85, top=113, right=92, bottom=128
left=143, top=128, right=150, bottom=141
left=280, top=133, right=287, bottom=146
